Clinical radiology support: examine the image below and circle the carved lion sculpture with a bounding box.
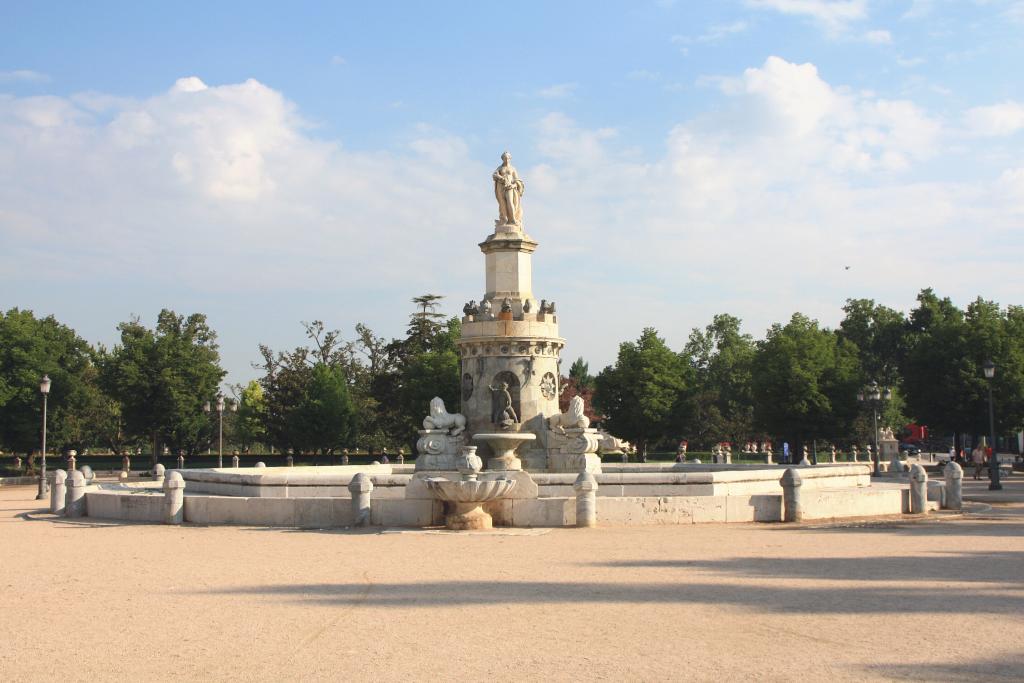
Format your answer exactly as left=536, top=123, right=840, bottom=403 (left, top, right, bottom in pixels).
left=547, top=395, right=591, bottom=433
left=422, top=397, right=466, bottom=436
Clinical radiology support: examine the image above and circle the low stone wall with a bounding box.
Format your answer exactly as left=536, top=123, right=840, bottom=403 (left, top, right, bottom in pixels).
left=178, top=464, right=408, bottom=499
left=75, top=461, right=926, bottom=529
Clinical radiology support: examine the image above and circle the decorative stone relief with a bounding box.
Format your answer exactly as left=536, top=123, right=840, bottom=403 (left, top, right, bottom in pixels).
left=540, top=372, right=557, bottom=399
left=462, top=373, right=474, bottom=402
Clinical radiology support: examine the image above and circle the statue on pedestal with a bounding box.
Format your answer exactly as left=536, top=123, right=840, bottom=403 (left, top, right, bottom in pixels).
left=422, top=397, right=466, bottom=436
left=493, top=151, right=524, bottom=228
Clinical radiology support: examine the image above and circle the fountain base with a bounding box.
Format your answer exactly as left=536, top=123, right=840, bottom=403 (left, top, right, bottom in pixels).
left=445, top=502, right=493, bottom=530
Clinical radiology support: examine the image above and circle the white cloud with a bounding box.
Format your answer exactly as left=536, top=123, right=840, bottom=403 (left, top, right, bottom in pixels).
left=896, top=55, right=926, bottom=67
left=537, top=83, right=578, bottom=99
left=901, top=0, right=934, bottom=20
left=0, top=77, right=489, bottom=296
left=627, top=69, right=660, bottom=81
left=965, top=101, right=1024, bottom=136
left=0, top=69, right=50, bottom=83
left=330, top=55, right=347, bottom=66
left=1, top=64, right=1020, bottom=382
left=745, top=0, right=867, bottom=33
left=862, top=29, right=892, bottom=44
left=1006, top=2, right=1024, bottom=23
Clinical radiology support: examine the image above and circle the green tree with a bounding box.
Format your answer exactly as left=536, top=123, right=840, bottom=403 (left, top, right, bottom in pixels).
left=233, top=380, right=267, bottom=453
left=751, top=313, right=860, bottom=454
left=99, top=310, right=225, bottom=462
left=683, top=314, right=756, bottom=448
left=568, top=357, right=593, bottom=391
left=372, top=311, right=461, bottom=451
left=257, top=322, right=361, bottom=461
left=593, top=328, right=691, bottom=459
left=0, top=309, right=99, bottom=459
left=838, top=298, right=907, bottom=386
left=904, top=290, right=1024, bottom=445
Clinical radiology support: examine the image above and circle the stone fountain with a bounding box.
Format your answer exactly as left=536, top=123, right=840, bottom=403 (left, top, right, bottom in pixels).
left=425, top=447, right=517, bottom=530
left=472, top=432, right=536, bottom=471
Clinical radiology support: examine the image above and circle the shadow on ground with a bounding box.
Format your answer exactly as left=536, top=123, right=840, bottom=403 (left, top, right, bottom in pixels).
left=594, top=550, right=1024, bottom=585
left=866, top=653, right=1024, bottom=681
left=207, top=571, right=1024, bottom=615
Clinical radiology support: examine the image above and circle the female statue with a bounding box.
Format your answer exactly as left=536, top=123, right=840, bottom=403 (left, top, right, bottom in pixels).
left=493, top=151, right=525, bottom=227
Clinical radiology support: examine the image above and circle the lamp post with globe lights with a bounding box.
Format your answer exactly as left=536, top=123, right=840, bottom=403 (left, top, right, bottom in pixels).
left=35, top=375, right=51, bottom=500
left=983, top=360, right=1001, bottom=491
left=857, top=380, right=891, bottom=477
left=204, top=395, right=236, bottom=468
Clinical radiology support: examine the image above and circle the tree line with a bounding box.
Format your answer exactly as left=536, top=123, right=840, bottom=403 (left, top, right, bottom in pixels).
left=2, top=288, right=1021, bottom=465
left=591, top=289, right=1024, bottom=458
left=0, top=295, right=458, bottom=466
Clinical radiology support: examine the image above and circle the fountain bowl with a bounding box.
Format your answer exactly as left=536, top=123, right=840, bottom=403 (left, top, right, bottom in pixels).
left=425, top=477, right=517, bottom=530
left=471, top=432, right=537, bottom=471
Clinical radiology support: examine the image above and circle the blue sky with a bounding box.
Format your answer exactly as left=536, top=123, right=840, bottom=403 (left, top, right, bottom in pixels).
left=2, top=0, right=1023, bottom=389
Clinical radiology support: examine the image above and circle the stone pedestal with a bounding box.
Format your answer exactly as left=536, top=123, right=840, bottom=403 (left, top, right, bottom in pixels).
left=456, top=213, right=564, bottom=470
left=879, top=438, right=900, bottom=474
left=414, top=430, right=466, bottom=471
left=546, top=428, right=602, bottom=473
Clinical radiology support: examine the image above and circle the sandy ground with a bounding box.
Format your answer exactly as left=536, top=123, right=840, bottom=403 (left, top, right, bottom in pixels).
left=1, top=480, right=1022, bottom=682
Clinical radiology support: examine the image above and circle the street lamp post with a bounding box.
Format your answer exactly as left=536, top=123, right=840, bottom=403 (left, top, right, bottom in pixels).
left=857, top=380, right=890, bottom=477
left=983, top=360, right=1001, bottom=491
left=204, top=395, right=236, bottom=468
left=36, top=375, right=51, bottom=500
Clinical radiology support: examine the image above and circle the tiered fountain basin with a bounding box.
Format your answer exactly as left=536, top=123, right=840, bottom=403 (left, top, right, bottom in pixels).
left=471, top=432, right=536, bottom=471
left=425, top=477, right=517, bottom=530
left=76, top=462, right=934, bottom=528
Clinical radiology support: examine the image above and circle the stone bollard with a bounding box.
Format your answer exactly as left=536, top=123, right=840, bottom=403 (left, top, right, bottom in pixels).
left=255, top=461, right=266, bottom=468
left=177, top=454, right=185, bottom=469
left=829, top=445, right=837, bottom=463
left=909, top=463, right=928, bottom=514
left=621, top=451, right=629, bottom=463
left=286, top=455, right=294, bottom=467
left=122, top=454, right=131, bottom=475
left=80, top=464, right=95, bottom=487
left=943, top=461, right=963, bottom=510
left=67, top=450, right=77, bottom=472
left=65, top=470, right=87, bottom=518
left=341, top=449, right=350, bottom=465
left=799, top=445, right=811, bottom=466
left=152, top=463, right=165, bottom=482
left=781, top=468, right=803, bottom=523
left=232, top=455, right=240, bottom=468
left=850, top=445, right=858, bottom=463
left=573, top=471, right=599, bottom=528
left=50, top=469, right=68, bottom=515
left=396, top=449, right=405, bottom=465
left=118, top=471, right=128, bottom=482
left=14, top=455, right=23, bottom=470
left=163, top=471, right=186, bottom=524
left=348, top=473, right=373, bottom=526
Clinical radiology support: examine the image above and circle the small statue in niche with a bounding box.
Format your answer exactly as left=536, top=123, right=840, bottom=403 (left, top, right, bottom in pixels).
left=488, top=381, right=518, bottom=425
left=501, top=297, right=513, bottom=313
left=463, top=300, right=479, bottom=316
left=522, top=299, right=532, bottom=313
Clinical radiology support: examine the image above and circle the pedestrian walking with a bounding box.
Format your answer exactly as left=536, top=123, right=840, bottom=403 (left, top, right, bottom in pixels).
left=971, top=445, right=985, bottom=480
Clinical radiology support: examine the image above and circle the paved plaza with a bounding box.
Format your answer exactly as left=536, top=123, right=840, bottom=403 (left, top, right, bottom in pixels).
left=1, top=479, right=1022, bottom=682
